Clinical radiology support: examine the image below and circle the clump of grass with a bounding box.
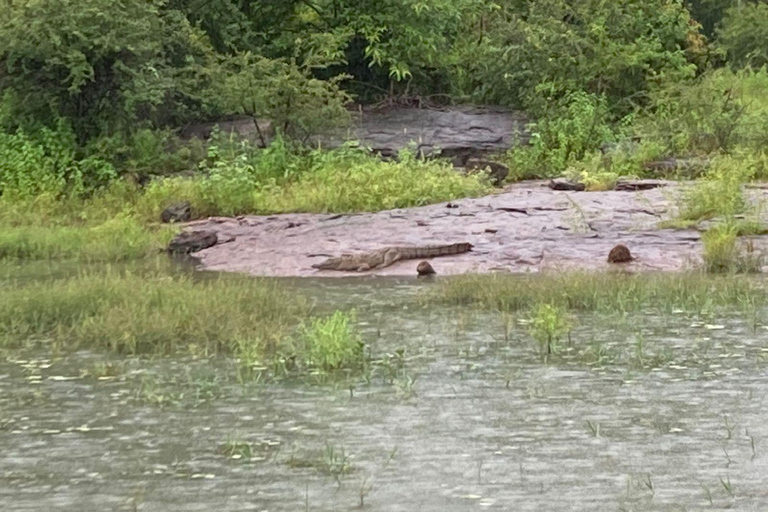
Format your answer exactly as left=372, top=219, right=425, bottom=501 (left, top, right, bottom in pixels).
left=702, top=224, right=739, bottom=273
left=301, top=310, right=364, bottom=372
left=221, top=435, right=254, bottom=461
left=0, top=270, right=309, bottom=356
left=287, top=442, right=352, bottom=478
left=424, top=272, right=767, bottom=314
left=528, top=304, right=571, bottom=355
left=702, top=223, right=764, bottom=273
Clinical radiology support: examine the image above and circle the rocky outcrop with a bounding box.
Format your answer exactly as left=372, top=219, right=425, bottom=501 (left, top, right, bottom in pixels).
left=168, top=230, right=218, bottom=254
left=549, top=178, right=586, bottom=191
left=183, top=181, right=768, bottom=277
left=417, top=261, right=436, bottom=276
left=325, top=106, right=529, bottom=162
left=161, top=202, right=192, bottom=224
left=181, top=116, right=275, bottom=147
left=607, top=244, right=634, bottom=263
left=462, top=159, right=510, bottom=187
left=183, top=107, right=529, bottom=163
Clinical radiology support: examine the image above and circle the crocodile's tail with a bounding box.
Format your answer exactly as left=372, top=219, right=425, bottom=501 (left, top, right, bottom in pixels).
left=404, top=242, right=473, bottom=259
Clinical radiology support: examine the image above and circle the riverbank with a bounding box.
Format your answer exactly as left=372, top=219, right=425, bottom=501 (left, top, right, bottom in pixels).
left=183, top=180, right=768, bottom=277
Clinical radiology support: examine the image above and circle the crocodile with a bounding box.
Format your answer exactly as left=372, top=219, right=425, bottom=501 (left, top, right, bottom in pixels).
left=312, top=243, right=473, bottom=272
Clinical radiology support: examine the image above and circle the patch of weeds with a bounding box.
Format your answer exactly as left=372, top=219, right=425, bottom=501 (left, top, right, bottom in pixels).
left=628, top=334, right=672, bottom=370
left=564, top=152, right=620, bottom=191
left=220, top=435, right=253, bottom=461
left=673, top=154, right=755, bottom=224
left=393, top=372, right=418, bottom=399
left=579, top=341, right=617, bottom=367
left=528, top=303, right=571, bottom=356
left=702, top=223, right=764, bottom=273
left=133, top=370, right=224, bottom=408
left=0, top=213, right=174, bottom=262
left=79, top=360, right=127, bottom=379
left=301, top=310, right=365, bottom=373
left=287, top=442, right=352, bottom=479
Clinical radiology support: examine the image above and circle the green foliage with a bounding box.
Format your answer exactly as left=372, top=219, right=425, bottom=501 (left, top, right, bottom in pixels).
left=0, top=270, right=307, bottom=355
left=637, top=68, right=768, bottom=155
left=0, top=0, right=218, bottom=142
left=505, top=92, right=618, bottom=180
left=136, top=142, right=490, bottom=219
left=260, top=146, right=491, bottom=213
left=0, top=123, right=116, bottom=198
left=528, top=304, right=571, bottom=356
left=702, top=222, right=738, bottom=273
left=301, top=311, right=364, bottom=372
left=460, top=0, right=696, bottom=114
left=675, top=153, right=756, bottom=223
left=702, top=222, right=763, bottom=273
left=0, top=214, right=173, bottom=262
left=718, top=3, right=768, bottom=69
left=217, top=52, right=352, bottom=142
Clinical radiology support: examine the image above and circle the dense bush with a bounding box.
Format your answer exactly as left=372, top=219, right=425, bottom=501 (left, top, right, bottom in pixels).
left=718, top=3, right=768, bottom=69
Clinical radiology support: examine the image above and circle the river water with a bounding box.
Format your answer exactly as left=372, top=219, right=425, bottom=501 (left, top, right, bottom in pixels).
left=2, top=266, right=768, bottom=511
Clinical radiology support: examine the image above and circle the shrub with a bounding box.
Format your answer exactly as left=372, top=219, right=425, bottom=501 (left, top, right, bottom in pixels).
left=718, top=3, right=768, bottom=69
left=637, top=68, right=768, bottom=155
left=674, top=153, right=756, bottom=223
left=0, top=123, right=116, bottom=199
left=505, top=91, right=619, bottom=180
left=702, top=222, right=763, bottom=274
left=528, top=303, right=571, bottom=356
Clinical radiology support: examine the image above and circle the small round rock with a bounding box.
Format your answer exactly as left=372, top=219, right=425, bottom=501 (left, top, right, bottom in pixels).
left=607, top=244, right=634, bottom=263
left=417, top=261, right=436, bottom=276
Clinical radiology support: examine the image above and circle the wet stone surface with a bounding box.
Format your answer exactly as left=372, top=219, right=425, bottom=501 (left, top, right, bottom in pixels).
left=186, top=181, right=768, bottom=277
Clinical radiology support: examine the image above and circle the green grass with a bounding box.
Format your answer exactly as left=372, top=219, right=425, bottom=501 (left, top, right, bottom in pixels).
left=0, top=143, right=491, bottom=262
left=301, top=311, right=364, bottom=372
left=424, top=272, right=767, bottom=314
left=702, top=222, right=764, bottom=274
left=0, top=269, right=309, bottom=356
left=0, top=214, right=174, bottom=261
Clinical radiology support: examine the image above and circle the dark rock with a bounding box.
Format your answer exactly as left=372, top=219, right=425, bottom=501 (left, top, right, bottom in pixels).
left=643, top=157, right=710, bottom=174
left=181, top=116, right=274, bottom=147
left=168, top=230, right=218, bottom=254
left=464, top=159, right=510, bottom=187
left=613, top=179, right=670, bottom=191
left=417, top=261, right=436, bottom=276
left=319, top=106, right=530, bottom=161
left=161, top=202, right=192, bottom=224
left=549, top=178, right=586, bottom=191
left=607, top=244, right=634, bottom=263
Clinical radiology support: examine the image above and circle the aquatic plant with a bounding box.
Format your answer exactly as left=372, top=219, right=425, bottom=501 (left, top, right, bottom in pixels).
left=528, top=303, right=571, bottom=355
left=301, top=310, right=365, bottom=372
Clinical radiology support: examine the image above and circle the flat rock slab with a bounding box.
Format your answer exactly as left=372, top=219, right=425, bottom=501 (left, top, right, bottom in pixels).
left=186, top=181, right=768, bottom=277
left=182, top=107, right=529, bottom=161
left=326, top=106, right=529, bottom=160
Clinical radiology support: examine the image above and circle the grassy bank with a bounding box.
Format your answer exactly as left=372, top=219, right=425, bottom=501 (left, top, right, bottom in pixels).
left=0, top=270, right=309, bottom=356
left=0, top=142, right=492, bottom=262
left=425, top=272, right=767, bottom=314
